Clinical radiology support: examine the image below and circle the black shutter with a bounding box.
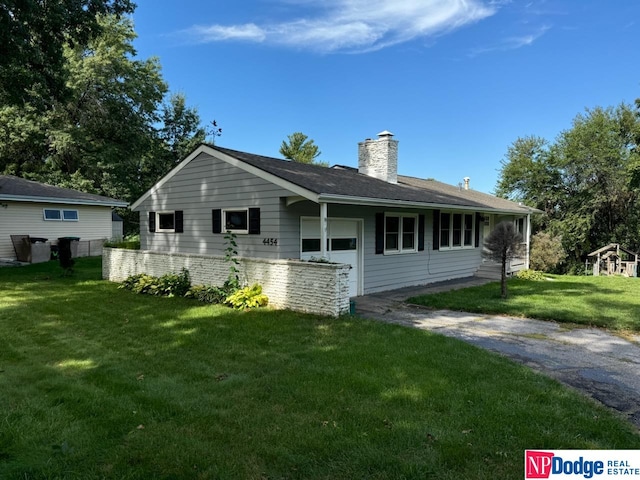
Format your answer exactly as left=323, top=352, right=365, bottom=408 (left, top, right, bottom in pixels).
left=432, top=210, right=440, bottom=250
left=418, top=214, right=425, bottom=251
left=475, top=212, right=482, bottom=248
left=248, top=208, right=260, bottom=235
left=212, top=209, right=222, bottom=234
left=149, top=211, right=156, bottom=232
left=375, top=213, right=384, bottom=254
left=175, top=210, right=184, bottom=233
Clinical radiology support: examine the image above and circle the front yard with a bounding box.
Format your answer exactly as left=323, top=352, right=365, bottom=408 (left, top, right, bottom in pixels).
left=409, top=274, right=640, bottom=332
left=1, top=259, right=639, bottom=479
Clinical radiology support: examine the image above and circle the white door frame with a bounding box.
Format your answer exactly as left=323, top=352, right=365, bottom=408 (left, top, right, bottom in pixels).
left=300, top=216, right=364, bottom=297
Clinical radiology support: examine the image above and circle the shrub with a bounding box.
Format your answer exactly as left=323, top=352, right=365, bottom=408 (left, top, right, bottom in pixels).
left=120, top=269, right=191, bottom=297
left=515, top=269, right=547, bottom=281
left=530, top=231, right=566, bottom=272
left=157, top=269, right=191, bottom=297
left=104, top=234, right=141, bottom=250
left=225, top=284, right=269, bottom=310
left=185, top=284, right=229, bottom=304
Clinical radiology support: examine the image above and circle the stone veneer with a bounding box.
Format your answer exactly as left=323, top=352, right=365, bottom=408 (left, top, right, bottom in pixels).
left=358, top=131, right=398, bottom=184
left=103, top=248, right=351, bottom=317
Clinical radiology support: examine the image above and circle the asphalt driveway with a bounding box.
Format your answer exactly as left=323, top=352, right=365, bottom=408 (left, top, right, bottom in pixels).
left=355, top=278, right=640, bottom=429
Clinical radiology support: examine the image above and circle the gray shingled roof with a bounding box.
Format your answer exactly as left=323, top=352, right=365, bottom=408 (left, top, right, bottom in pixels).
left=0, top=175, right=128, bottom=207
left=213, top=146, right=535, bottom=214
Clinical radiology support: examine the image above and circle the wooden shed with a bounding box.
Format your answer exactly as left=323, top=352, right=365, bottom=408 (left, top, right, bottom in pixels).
left=587, top=243, right=638, bottom=277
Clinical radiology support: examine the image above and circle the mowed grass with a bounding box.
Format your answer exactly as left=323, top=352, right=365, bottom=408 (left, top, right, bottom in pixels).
left=409, top=275, right=640, bottom=331
left=1, top=259, right=639, bottom=479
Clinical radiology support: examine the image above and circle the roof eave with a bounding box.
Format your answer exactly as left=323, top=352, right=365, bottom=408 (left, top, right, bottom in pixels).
left=317, top=193, right=537, bottom=214
left=0, top=194, right=128, bottom=208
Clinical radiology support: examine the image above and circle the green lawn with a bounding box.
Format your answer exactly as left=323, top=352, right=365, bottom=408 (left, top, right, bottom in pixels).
left=409, top=275, right=640, bottom=332
left=1, top=259, right=639, bottom=479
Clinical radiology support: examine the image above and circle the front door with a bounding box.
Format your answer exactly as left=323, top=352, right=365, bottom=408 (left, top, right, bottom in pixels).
left=300, top=218, right=361, bottom=297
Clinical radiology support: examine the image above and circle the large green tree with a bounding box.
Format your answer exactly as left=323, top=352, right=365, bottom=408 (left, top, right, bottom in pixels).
left=496, top=103, right=640, bottom=270
left=0, top=0, right=135, bottom=109
left=279, top=132, right=324, bottom=165
left=0, top=15, right=202, bottom=203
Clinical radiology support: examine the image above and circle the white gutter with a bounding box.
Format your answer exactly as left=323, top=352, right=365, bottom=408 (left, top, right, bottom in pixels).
left=0, top=194, right=128, bottom=207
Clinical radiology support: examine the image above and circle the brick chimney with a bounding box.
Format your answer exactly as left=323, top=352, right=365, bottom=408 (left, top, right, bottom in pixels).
left=358, top=130, right=398, bottom=184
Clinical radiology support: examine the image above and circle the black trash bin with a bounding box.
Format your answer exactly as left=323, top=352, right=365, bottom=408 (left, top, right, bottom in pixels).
left=57, top=237, right=80, bottom=271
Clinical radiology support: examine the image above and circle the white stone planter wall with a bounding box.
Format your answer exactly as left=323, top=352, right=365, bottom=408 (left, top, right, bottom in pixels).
left=103, top=248, right=351, bottom=317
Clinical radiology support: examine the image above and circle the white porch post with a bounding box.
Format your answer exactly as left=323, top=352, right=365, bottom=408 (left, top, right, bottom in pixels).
left=525, top=213, right=531, bottom=269
left=320, top=202, right=328, bottom=260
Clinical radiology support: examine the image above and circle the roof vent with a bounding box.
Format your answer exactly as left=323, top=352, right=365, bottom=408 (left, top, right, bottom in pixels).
left=463, top=177, right=470, bottom=190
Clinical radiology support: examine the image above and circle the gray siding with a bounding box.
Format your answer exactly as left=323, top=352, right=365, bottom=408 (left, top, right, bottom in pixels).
left=361, top=208, right=482, bottom=294
left=136, top=152, right=293, bottom=259
left=285, top=204, right=485, bottom=295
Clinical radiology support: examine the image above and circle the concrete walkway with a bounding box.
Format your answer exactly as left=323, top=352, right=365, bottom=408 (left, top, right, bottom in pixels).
left=355, top=278, right=640, bottom=429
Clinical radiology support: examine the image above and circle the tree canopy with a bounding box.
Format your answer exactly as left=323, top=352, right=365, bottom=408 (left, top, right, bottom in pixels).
left=279, top=132, right=325, bottom=165
left=496, top=102, right=640, bottom=271
left=0, top=13, right=210, bottom=234
left=0, top=0, right=135, bottom=109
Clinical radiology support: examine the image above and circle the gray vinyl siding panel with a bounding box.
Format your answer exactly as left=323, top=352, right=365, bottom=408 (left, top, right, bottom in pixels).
left=283, top=204, right=485, bottom=294
left=137, top=152, right=293, bottom=259
left=362, top=208, right=483, bottom=294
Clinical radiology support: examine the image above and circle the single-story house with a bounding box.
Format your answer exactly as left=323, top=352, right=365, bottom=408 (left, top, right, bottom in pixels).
left=126, top=131, right=537, bottom=300
left=0, top=175, right=128, bottom=261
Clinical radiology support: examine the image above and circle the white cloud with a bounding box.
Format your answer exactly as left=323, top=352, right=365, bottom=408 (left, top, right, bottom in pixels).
left=188, top=23, right=266, bottom=42
left=468, top=24, right=550, bottom=56
left=182, top=0, right=498, bottom=53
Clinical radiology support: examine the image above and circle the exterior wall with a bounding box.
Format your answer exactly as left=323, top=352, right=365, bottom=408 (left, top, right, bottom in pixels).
left=0, top=202, right=114, bottom=260
left=136, top=152, right=293, bottom=259
left=285, top=203, right=485, bottom=295
left=103, top=248, right=351, bottom=317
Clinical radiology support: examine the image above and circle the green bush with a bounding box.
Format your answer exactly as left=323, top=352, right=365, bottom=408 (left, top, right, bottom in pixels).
left=104, top=234, right=141, bottom=250
left=185, top=284, right=229, bottom=304
left=515, top=269, right=547, bottom=281
left=225, top=284, right=269, bottom=310
left=119, top=269, right=191, bottom=297
left=530, top=231, right=566, bottom=272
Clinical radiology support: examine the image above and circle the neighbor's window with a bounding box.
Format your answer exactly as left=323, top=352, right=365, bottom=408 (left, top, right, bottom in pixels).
left=384, top=214, right=418, bottom=254
left=62, top=210, right=79, bottom=221
left=224, top=209, right=248, bottom=234
left=440, top=212, right=474, bottom=249
left=156, top=212, right=176, bottom=232
left=43, top=208, right=78, bottom=221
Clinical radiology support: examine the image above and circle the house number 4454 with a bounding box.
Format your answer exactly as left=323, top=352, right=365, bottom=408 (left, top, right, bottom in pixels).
left=263, top=238, right=278, bottom=246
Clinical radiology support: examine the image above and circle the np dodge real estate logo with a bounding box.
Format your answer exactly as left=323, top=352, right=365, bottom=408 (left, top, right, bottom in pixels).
left=525, top=450, right=640, bottom=479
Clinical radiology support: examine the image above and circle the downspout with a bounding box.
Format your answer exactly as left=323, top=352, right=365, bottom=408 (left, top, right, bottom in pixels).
left=524, top=213, right=531, bottom=269
left=320, top=202, right=328, bottom=260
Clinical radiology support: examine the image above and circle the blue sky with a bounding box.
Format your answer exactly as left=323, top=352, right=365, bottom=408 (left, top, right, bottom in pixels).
left=131, top=0, right=639, bottom=194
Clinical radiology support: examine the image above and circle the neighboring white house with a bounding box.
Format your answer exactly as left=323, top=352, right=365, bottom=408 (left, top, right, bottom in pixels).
left=122, top=131, right=538, bottom=302
left=0, top=175, right=128, bottom=261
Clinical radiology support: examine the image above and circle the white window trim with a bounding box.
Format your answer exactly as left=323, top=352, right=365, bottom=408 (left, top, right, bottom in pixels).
left=384, top=213, right=418, bottom=255
left=155, top=211, right=176, bottom=233
left=223, top=208, right=249, bottom=235
left=439, top=211, right=475, bottom=250
left=43, top=208, right=79, bottom=222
